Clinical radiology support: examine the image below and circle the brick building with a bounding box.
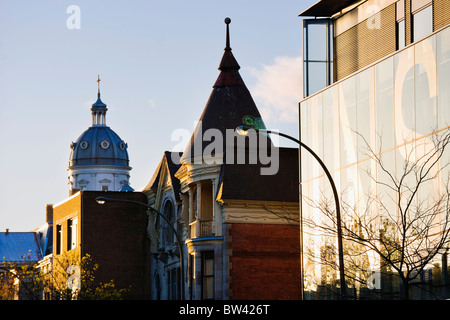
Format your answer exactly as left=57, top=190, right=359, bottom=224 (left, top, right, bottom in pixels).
left=52, top=190, right=150, bottom=299
left=44, top=85, right=150, bottom=299
left=143, top=18, right=301, bottom=300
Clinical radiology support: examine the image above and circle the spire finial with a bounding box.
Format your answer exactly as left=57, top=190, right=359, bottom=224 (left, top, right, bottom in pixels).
left=91, top=75, right=107, bottom=126
left=216, top=17, right=240, bottom=75
left=97, top=74, right=101, bottom=97
left=225, top=17, right=231, bottom=50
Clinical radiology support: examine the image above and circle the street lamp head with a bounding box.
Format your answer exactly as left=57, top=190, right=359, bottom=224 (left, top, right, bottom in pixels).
left=95, top=196, right=109, bottom=205
left=235, top=125, right=253, bottom=136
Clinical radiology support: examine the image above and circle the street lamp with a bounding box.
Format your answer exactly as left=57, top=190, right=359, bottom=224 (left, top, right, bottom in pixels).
left=236, top=125, right=347, bottom=300
left=95, top=196, right=185, bottom=300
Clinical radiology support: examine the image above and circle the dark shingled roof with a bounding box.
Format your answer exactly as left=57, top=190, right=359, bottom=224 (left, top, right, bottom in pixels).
left=164, top=19, right=299, bottom=205
left=217, top=147, right=299, bottom=203
left=181, top=19, right=268, bottom=162
left=144, top=151, right=182, bottom=201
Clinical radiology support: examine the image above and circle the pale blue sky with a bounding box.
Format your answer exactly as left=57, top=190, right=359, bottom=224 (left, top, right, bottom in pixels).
left=0, top=0, right=316, bottom=231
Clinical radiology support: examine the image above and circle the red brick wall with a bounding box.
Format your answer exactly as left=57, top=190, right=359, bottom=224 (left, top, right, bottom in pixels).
left=228, top=223, right=301, bottom=300
left=81, top=191, right=151, bottom=299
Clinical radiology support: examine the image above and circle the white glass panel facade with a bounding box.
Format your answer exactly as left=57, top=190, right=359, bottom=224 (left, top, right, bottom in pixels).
left=300, top=26, right=450, bottom=300
left=375, top=57, right=395, bottom=151
left=437, top=28, right=450, bottom=129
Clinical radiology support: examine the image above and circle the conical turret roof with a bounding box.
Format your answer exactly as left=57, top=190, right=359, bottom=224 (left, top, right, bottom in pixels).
left=181, top=18, right=268, bottom=163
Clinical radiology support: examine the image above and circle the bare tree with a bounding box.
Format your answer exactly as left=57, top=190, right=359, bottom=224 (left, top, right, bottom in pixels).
left=302, top=128, right=450, bottom=300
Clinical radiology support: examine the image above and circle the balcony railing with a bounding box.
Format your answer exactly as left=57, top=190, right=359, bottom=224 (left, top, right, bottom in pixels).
left=189, top=219, right=214, bottom=238
left=199, top=219, right=214, bottom=237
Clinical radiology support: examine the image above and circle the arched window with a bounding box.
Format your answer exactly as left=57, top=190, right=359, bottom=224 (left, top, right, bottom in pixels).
left=163, top=200, right=174, bottom=245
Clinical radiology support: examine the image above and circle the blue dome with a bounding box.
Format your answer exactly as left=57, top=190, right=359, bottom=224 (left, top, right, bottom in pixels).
left=69, top=84, right=130, bottom=168
left=69, top=125, right=130, bottom=167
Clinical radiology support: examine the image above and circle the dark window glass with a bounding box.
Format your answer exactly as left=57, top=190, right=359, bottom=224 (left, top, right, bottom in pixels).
left=202, top=251, right=214, bottom=300
left=303, top=19, right=333, bottom=97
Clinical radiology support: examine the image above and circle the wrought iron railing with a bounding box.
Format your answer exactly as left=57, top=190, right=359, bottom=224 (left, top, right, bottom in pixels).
left=199, top=219, right=214, bottom=237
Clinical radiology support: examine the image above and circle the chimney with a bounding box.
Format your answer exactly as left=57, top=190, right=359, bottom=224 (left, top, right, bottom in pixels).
left=46, top=204, right=53, bottom=222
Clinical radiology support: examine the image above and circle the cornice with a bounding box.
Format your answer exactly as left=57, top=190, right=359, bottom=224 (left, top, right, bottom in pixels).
left=222, top=200, right=299, bottom=225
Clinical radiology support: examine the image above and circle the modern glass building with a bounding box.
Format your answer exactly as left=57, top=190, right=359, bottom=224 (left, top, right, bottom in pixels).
left=299, top=0, right=450, bottom=299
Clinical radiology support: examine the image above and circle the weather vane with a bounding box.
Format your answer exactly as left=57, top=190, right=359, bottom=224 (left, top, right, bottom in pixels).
left=97, top=74, right=101, bottom=94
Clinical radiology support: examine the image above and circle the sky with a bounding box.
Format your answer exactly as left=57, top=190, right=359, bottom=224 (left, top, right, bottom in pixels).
left=0, top=0, right=316, bottom=231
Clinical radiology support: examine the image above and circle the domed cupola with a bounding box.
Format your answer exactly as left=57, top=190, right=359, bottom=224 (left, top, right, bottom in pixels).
left=67, top=77, right=132, bottom=195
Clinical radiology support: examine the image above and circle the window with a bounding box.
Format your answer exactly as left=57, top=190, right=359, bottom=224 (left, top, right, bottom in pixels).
left=396, top=0, right=406, bottom=50
left=200, top=182, right=213, bottom=221
left=80, top=140, right=88, bottom=149
left=67, top=218, right=78, bottom=250
left=397, top=20, right=406, bottom=50
left=100, top=139, right=110, bottom=149
left=163, top=200, right=174, bottom=245
left=101, top=185, right=108, bottom=192
left=412, top=4, right=433, bottom=42
left=168, top=268, right=180, bottom=300
left=189, top=253, right=194, bottom=299
left=192, top=188, right=197, bottom=219
left=303, top=18, right=333, bottom=97
left=202, top=251, right=215, bottom=300
left=56, top=224, right=62, bottom=255
left=155, top=274, right=161, bottom=300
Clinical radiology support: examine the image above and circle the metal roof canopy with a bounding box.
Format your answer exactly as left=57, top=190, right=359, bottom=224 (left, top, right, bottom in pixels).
left=298, top=0, right=361, bottom=17
left=0, top=232, right=41, bottom=263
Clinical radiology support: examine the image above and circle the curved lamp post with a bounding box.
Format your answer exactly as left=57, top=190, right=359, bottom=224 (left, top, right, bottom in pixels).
left=95, top=196, right=185, bottom=300
left=235, top=125, right=347, bottom=300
